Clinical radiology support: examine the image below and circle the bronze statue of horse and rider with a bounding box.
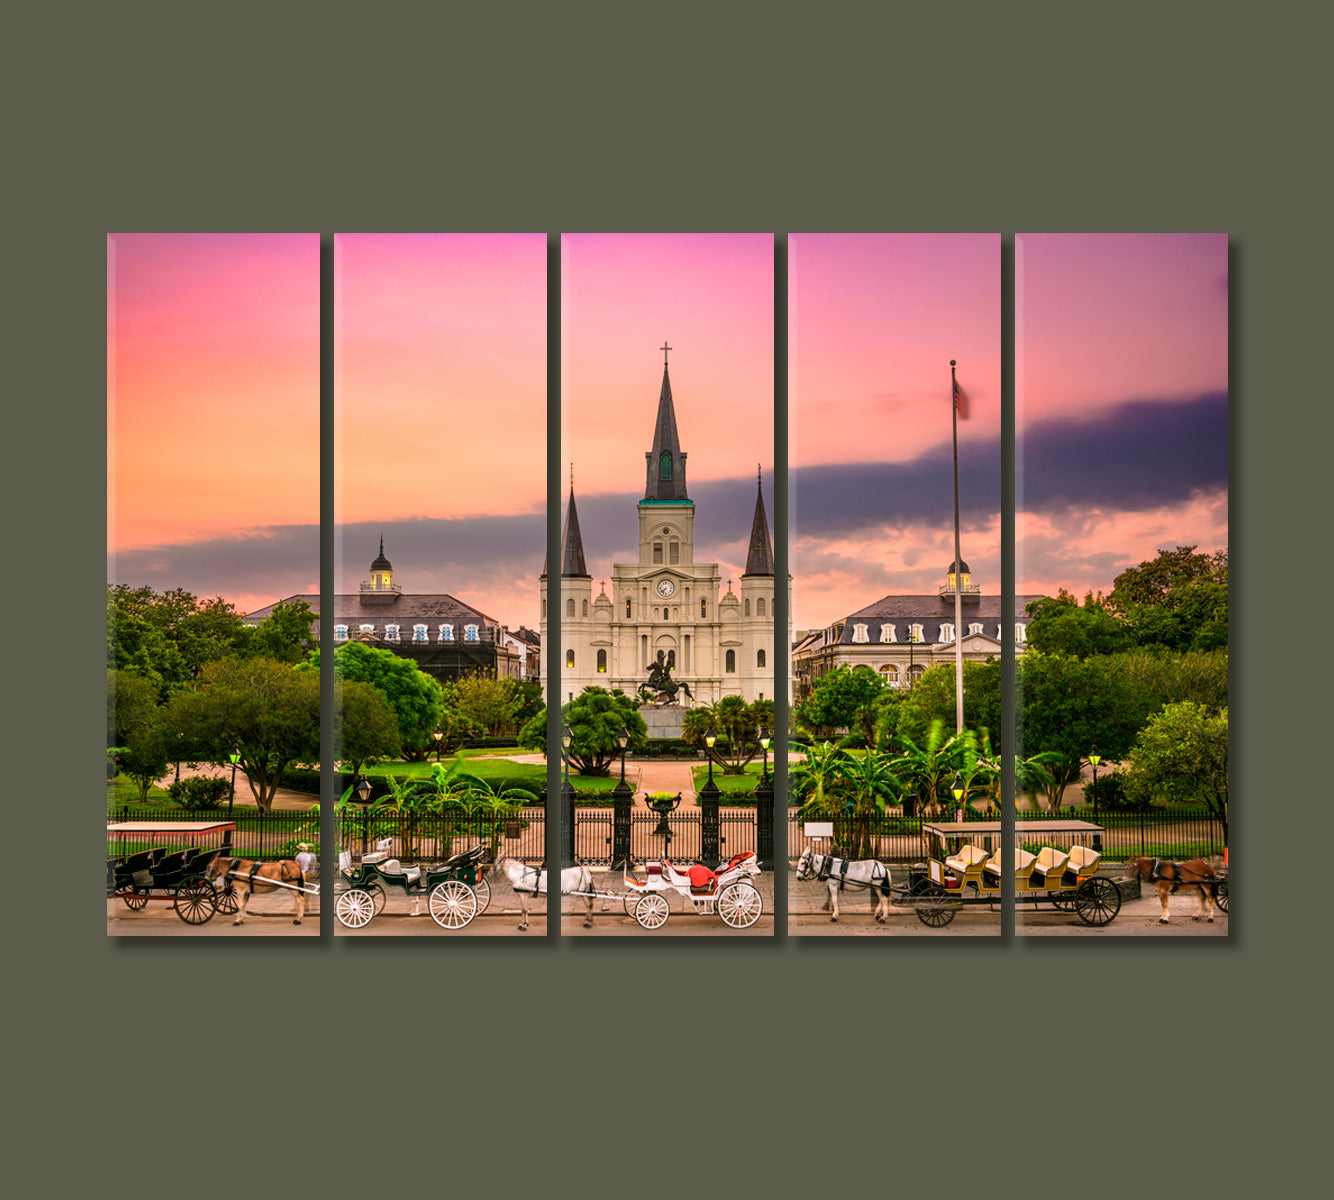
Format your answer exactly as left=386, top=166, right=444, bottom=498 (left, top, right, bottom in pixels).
left=643, top=649, right=693, bottom=706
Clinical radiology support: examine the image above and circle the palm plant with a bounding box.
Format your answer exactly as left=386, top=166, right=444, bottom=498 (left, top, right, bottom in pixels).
left=830, top=750, right=902, bottom=858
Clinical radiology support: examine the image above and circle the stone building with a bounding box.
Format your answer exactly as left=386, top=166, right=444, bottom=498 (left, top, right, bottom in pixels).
left=541, top=357, right=788, bottom=706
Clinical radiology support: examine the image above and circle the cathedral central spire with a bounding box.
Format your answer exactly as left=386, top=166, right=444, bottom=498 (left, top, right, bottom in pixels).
left=742, top=473, right=774, bottom=578
left=644, top=351, right=689, bottom=502
left=560, top=485, right=590, bottom=578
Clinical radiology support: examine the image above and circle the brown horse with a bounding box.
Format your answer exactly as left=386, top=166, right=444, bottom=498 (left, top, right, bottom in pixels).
left=1121, top=857, right=1220, bottom=924
left=206, top=856, right=308, bottom=925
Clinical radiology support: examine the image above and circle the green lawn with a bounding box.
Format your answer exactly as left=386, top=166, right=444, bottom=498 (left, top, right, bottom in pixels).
left=689, top=762, right=769, bottom=798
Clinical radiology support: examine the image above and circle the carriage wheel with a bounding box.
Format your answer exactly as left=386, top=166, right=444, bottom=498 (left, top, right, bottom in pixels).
left=215, top=882, right=239, bottom=915
left=717, top=882, right=763, bottom=929
left=1051, top=890, right=1077, bottom=912
left=336, top=888, right=376, bottom=929
left=1216, top=880, right=1228, bottom=913
left=1074, top=876, right=1121, bottom=926
left=624, top=891, right=642, bottom=916
left=174, top=880, right=217, bottom=925
left=119, top=886, right=150, bottom=911
left=915, top=883, right=957, bottom=928
left=634, top=893, right=670, bottom=930
left=429, top=880, right=478, bottom=930
left=473, top=876, right=491, bottom=915
left=366, top=883, right=387, bottom=915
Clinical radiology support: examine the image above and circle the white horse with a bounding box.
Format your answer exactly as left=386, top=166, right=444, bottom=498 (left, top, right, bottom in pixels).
left=795, top=847, right=893, bottom=923
left=495, top=857, right=595, bottom=931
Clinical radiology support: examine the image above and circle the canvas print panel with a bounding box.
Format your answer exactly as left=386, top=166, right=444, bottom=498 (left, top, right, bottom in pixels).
left=788, top=234, right=1002, bottom=936
left=107, top=233, right=321, bottom=935
left=554, top=233, right=776, bottom=936
left=332, top=234, right=547, bottom=936
left=1015, top=233, right=1228, bottom=935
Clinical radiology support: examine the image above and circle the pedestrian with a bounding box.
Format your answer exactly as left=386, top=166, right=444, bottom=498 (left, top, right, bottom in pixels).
left=295, top=842, right=316, bottom=878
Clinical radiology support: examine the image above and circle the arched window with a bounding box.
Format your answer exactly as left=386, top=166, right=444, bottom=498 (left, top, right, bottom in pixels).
left=625, top=598, right=632, bottom=618
left=669, top=541, right=680, bottom=564
left=757, top=598, right=766, bottom=617
left=566, top=650, right=575, bottom=668
left=880, top=664, right=899, bottom=686
left=744, top=598, right=751, bottom=616
left=908, top=664, right=925, bottom=685
left=566, top=598, right=575, bottom=619
left=582, top=599, right=588, bottom=617
left=653, top=542, right=663, bottom=564
left=701, top=599, right=707, bottom=618
left=660, top=451, right=672, bottom=480
left=725, top=649, right=736, bottom=673
left=757, top=649, right=766, bottom=668
left=597, top=649, right=607, bottom=673
left=541, top=599, right=546, bottom=618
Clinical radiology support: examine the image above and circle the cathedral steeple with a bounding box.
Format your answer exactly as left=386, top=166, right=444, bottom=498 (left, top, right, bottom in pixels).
left=644, top=348, right=689, bottom=502
left=742, top=470, right=774, bottom=578
left=560, top=486, right=590, bottom=578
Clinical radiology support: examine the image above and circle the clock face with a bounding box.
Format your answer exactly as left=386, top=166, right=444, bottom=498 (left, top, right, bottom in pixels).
left=656, top=577, right=676, bottom=597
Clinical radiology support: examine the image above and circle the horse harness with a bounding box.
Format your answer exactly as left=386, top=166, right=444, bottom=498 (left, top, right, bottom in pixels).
left=1149, top=859, right=1187, bottom=889
left=815, top=853, right=888, bottom=895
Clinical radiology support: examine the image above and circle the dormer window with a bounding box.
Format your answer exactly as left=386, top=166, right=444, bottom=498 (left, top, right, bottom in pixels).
left=909, top=624, right=924, bottom=643
left=1016, top=623, right=1027, bottom=644
left=334, top=625, right=349, bottom=642
left=879, top=624, right=896, bottom=643
left=939, top=623, right=954, bottom=643
left=384, top=624, right=400, bottom=641
left=413, top=624, right=428, bottom=642
left=359, top=624, right=375, bottom=636
left=465, top=624, right=480, bottom=642
left=852, top=623, right=869, bottom=643
left=440, top=624, right=454, bottom=641
left=969, top=623, right=984, bottom=636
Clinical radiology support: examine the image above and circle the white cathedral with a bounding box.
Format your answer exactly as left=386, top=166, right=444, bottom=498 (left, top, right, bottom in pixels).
left=540, top=355, right=789, bottom=707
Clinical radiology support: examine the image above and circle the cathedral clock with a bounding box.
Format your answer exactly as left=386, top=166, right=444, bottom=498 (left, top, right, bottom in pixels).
left=656, top=577, right=676, bottom=598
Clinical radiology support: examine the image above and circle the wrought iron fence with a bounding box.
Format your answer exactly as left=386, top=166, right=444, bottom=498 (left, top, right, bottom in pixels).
left=107, top=804, right=316, bottom=861
left=572, top=807, right=759, bottom=867
left=336, top=807, right=546, bottom=864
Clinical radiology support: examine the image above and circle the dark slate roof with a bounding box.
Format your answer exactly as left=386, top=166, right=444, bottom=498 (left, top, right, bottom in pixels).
left=370, top=535, right=392, bottom=572
left=560, top=488, right=590, bottom=577
left=644, top=364, right=689, bottom=501
left=742, top=480, right=774, bottom=577
left=244, top=593, right=501, bottom=640
left=946, top=558, right=970, bottom=574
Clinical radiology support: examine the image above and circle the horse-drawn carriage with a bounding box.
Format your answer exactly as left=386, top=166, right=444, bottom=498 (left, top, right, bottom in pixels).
left=335, top=840, right=490, bottom=930
left=618, top=851, right=764, bottom=930
left=909, top=820, right=1121, bottom=927
left=107, top=821, right=238, bottom=925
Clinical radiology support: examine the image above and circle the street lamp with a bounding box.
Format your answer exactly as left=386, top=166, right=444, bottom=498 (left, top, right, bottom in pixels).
left=355, top=775, right=372, bottom=805
left=561, top=721, right=572, bottom=786
left=1089, top=754, right=1102, bottom=812
left=228, top=748, right=240, bottom=816
left=951, top=772, right=965, bottom=821
left=433, top=730, right=443, bottom=761
left=758, top=725, right=771, bottom=784
left=617, top=724, right=630, bottom=785
left=705, top=726, right=717, bottom=787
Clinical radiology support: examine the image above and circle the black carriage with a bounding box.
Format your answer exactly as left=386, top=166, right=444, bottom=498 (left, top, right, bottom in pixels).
left=335, top=841, right=490, bottom=930
left=907, top=820, right=1122, bottom=928
left=107, top=821, right=238, bottom=925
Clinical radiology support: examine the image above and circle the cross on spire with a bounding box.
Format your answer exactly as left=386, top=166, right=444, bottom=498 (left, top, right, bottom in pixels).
left=660, top=341, right=672, bottom=366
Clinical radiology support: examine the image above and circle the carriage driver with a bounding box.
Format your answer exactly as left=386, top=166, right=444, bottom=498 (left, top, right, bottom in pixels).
left=295, top=843, right=316, bottom=878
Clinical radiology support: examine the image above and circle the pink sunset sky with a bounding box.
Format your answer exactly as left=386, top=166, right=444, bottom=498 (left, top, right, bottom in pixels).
left=561, top=233, right=774, bottom=591
left=789, top=233, right=1001, bottom=632
left=1016, top=233, right=1228, bottom=600
left=334, top=233, right=546, bottom=626
left=107, top=233, right=320, bottom=616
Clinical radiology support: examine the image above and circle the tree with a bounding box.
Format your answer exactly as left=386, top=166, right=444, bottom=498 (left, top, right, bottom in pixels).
left=682, top=696, right=769, bottom=773
left=336, top=679, right=402, bottom=778
left=107, top=585, right=252, bottom=690
left=326, top=641, right=446, bottom=760
left=1102, top=648, right=1229, bottom=724
left=1122, top=702, right=1229, bottom=842
left=795, top=666, right=887, bottom=741
left=1107, top=546, right=1228, bottom=652
left=895, top=660, right=1001, bottom=745
left=886, top=720, right=969, bottom=817
left=446, top=673, right=523, bottom=737
left=117, top=718, right=173, bottom=802
left=108, top=668, right=159, bottom=748
left=162, top=657, right=320, bottom=811
left=518, top=687, right=648, bottom=776
left=239, top=599, right=317, bottom=663
left=1025, top=590, right=1131, bottom=657
left=1016, top=652, right=1140, bottom=809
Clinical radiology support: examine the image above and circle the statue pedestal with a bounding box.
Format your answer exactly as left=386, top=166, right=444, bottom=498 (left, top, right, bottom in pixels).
left=639, top=706, right=685, bottom=740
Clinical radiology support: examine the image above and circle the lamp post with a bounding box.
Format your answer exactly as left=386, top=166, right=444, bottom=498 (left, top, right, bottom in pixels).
left=1089, top=754, right=1102, bottom=815
left=758, top=726, right=771, bottom=785
left=433, top=730, right=443, bottom=762
left=705, top=726, right=717, bottom=786
left=228, top=749, right=240, bottom=816
left=560, top=721, right=575, bottom=867
left=617, top=724, right=630, bottom=786
left=951, top=772, right=965, bottom=822
left=355, top=774, right=373, bottom=855
left=561, top=721, right=572, bottom=786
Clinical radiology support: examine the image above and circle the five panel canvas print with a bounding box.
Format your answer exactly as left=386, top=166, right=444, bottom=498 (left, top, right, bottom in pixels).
left=107, top=233, right=1228, bottom=937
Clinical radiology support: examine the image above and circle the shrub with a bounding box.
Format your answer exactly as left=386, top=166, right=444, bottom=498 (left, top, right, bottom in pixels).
left=108, top=749, right=124, bottom=780
left=166, top=775, right=234, bottom=810
left=1082, top=773, right=1148, bottom=811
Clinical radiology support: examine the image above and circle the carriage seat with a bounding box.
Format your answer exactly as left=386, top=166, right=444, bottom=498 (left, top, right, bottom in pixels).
left=945, top=844, right=989, bottom=875
left=1062, top=845, right=1100, bottom=885
left=984, top=848, right=1036, bottom=881
left=380, top=860, right=421, bottom=884
left=1030, top=847, right=1070, bottom=886
left=339, top=850, right=353, bottom=877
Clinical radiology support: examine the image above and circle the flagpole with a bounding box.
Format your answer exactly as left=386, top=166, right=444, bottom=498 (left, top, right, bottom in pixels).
left=951, top=359, right=964, bottom=735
